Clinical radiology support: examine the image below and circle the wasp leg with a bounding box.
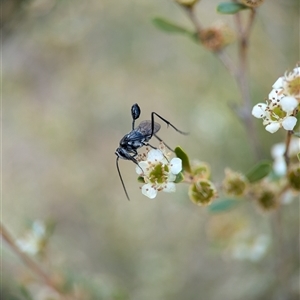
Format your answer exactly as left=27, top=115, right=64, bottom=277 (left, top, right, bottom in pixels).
left=150, top=111, right=189, bottom=138
left=153, top=134, right=174, bottom=152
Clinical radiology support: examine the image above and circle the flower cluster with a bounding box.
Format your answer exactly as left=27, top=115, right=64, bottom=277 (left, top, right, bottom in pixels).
left=136, top=144, right=182, bottom=199
left=252, top=65, right=299, bottom=133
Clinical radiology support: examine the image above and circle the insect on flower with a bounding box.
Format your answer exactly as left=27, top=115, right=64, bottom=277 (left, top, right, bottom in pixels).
left=115, top=103, right=188, bottom=200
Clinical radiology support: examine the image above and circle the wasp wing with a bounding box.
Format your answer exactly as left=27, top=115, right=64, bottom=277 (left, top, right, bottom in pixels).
left=137, top=120, right=161, bottom=136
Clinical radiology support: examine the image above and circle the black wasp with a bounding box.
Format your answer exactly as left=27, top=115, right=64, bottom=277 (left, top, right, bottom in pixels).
left=115, top=103, right=187, bottom=200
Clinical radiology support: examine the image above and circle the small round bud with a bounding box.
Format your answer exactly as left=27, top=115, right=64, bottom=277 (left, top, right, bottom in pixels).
left=241, top=0, right=265, bottom=8
left=188, top=179, right=217, bottom=206
left=287, top=166, right=300, bottom=191
left=222, top=168, right=248, bottom=197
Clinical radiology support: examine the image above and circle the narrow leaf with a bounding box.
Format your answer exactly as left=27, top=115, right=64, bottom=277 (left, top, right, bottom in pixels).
left=217, top=2, right=247, bottom=14
left=245, top=160, right=272, bottom=183
left=175, top=146, right=192, bottom=173
left=208, top=198, right=240, bottom=213
left=137, top=176, right=145, bottom=183
left=297, top=152, right=300, bottom=162
left=174, top=172, right=184, bottom=183
left=152, top=17, right=191, bottom=35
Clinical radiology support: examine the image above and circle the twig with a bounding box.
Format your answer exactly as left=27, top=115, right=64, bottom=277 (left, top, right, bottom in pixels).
left=0, top=222, right=71, bottom=300
left=183, top=5, right=261, bottom=159
left=283, top=130, right=293, bottom=169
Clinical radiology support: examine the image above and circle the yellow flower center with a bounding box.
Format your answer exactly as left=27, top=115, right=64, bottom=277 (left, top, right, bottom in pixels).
left=149, top=164, right=169, bottom=184
left=270, top=107, right=286, bottom=121
left=286, top=77, right=300, bottom=98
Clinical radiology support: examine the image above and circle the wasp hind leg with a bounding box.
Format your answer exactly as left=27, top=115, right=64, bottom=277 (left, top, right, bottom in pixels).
left=153, top=134, right=174, bottom=152
left=150, top=111, right=189, bottom=138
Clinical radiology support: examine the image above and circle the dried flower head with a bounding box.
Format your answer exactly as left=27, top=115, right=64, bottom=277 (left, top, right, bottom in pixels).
left=188, top=179, right=217, bottom=206
left=255, top=186, right=279, bottom=211
left=222, top=168, right=248, bottom=197
left=200, top=22, right=235, bottom=52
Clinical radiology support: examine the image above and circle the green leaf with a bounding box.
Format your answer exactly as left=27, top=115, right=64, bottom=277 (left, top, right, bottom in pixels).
left=153, top=17, right=192, bottom=34
left=245, top=160, right=272, bottom=183
left=137, top=176, right=145, bottom=183
left=297, top=152, right=300, bottom=162
left=217, top=2, right=248, bottom=14
left=174, top=172, right=184, bottom=183
left=208, top=198, right=240, bottom=213
left=175, top=146, right=192, bottom=173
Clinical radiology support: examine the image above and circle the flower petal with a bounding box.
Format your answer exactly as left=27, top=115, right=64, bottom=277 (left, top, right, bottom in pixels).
left=163, top=182, right=176, bottom=193
left=170, top=157, right=182, bottom=174
left=280, top=96, right=298, bottom=113
left=273, top=157, right=287, bottom=176
left=282, top=116, right=297, bottom=131
left=272, top=77, right=284, bottom=89
left=167, top=172, right=176, bottom=182
left=271, top=143, right=285, bottom=158
left=265, top=122, right=280, bottom=133
left=293, top=67, right=300, bottom=74
left=268, top=89, right=284, bottom=104
left=142, top=184, right=157, bottom=199
left=147, top=149, right=164, bottom=162
left=136, top=161, right=149, bottom=175
left=252, top=103, right=267, bottom=118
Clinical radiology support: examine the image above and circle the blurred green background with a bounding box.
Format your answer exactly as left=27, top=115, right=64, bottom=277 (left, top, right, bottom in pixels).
left=2, top=0, right=299, bottom=299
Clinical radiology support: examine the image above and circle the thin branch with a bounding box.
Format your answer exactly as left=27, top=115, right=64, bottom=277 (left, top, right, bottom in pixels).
left=184, top=6, right=238, bottom=79
left=183, top=5, right=261, bottom=159
left=0, top=222, right=72, bottom=300
left=283, top=130, right=293, bottom=168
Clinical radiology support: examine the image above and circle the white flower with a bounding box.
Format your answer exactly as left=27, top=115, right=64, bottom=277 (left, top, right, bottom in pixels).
left=252, top=100, right=297, bottom=133
left=272, top=65, right=300, bottom=101
left=271, top=138, right=300, bottom=176
left=231, top=232, right=270, bottom=262
left=136, top=145, right=182, bottom=199
left=253, top=64, right=300, bottom=133
left=16, top=220, right=47, bottom=256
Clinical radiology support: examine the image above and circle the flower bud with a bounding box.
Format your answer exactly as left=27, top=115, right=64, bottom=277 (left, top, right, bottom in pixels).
left=188, top=179, right=217, bottom=206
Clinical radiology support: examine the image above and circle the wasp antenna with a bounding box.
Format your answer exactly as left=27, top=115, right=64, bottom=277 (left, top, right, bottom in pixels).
left=116, top=157, right=130, bottom=201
